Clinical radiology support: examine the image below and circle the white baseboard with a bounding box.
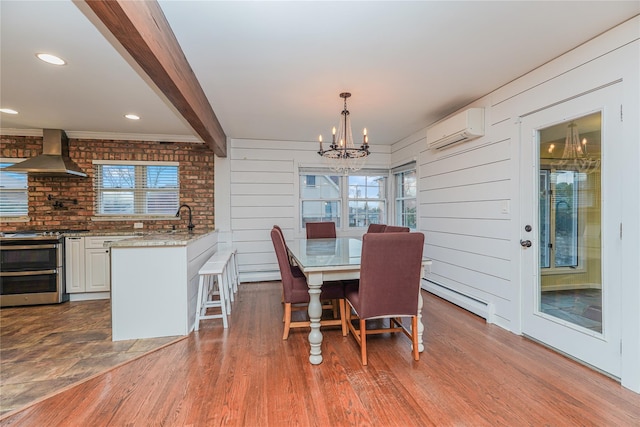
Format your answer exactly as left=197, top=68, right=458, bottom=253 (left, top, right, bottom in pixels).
left=422, top=279, right=494, bottom=323
left=69, top=292, right=110, bottom=302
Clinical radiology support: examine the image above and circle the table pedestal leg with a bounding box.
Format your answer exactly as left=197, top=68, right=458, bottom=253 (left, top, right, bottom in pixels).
left=417, top=291, right=425, bottom=352
left=307, top=278, right=323, bottom=365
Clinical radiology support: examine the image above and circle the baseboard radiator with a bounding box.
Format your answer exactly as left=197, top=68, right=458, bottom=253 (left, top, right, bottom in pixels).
left=422, top=279, right=494, bottom=322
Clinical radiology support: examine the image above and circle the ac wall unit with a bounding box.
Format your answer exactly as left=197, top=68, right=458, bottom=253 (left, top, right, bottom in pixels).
left=426, top=108, right=485, bottom=150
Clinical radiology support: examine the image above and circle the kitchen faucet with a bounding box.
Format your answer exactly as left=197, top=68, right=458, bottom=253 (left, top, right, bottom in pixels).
left=175, top=204, right=195, bottom=232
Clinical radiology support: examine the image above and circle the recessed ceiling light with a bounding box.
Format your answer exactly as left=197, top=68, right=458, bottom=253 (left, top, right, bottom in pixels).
left=0, top=108, right=19, bottom=115
left=124, top=114, right=140, bottom=120
left=36, top=53, right=66, bottom=65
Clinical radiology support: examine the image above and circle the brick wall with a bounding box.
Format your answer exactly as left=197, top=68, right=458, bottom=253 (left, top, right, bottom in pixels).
left=1, top=134, right=214, bottom=232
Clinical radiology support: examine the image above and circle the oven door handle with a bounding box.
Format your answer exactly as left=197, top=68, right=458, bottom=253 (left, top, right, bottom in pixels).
left=0, top=244, right=58, bottom=250
left=0, top=269, right=57, bottom=277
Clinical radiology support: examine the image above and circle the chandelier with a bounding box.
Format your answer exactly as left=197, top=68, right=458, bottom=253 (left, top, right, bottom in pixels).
left=553, top=121, right=600, bottom=174
left=317, top=92, right=370, bottom=173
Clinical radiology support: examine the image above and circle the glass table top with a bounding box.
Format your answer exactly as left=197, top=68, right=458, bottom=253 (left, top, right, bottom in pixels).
left=288, top=238, right=362, bottom=269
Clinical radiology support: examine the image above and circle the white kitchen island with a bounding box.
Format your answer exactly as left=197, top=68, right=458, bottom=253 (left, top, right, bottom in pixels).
left=108, top=230, right=218, bottom=341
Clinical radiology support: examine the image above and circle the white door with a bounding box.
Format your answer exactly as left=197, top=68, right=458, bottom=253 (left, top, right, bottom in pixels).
left=519, top=83, right=622, bottom=378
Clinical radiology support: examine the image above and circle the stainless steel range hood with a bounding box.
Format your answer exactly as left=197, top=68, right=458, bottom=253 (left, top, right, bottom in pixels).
left=4, top=129, right=87, bottom=177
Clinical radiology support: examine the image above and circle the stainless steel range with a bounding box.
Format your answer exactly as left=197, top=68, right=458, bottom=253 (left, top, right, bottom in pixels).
left=0, top=231, right=73, bottom=307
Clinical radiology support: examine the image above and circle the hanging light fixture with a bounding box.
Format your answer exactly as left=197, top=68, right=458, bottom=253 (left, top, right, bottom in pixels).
left=317, top=92, right=369, bottom=173
left=554, top=121, right=600, bottom=174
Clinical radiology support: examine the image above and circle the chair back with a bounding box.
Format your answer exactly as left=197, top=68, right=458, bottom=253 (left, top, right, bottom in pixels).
left=384, top=225, right=410, bottom=233
left=357, top=232, right=424, bottom=319
left=366, top=223, right=387, bottom=233
left=306, top=222, right=337, bottom=239
left=271, top=228, right=296, bottom=301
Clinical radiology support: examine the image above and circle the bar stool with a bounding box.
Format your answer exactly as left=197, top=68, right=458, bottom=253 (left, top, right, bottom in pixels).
left=195, top=260, right=230, bottom=330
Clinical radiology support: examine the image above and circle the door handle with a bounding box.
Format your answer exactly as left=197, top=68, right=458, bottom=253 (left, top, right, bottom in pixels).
left=520, top=239, right=532, bottom=248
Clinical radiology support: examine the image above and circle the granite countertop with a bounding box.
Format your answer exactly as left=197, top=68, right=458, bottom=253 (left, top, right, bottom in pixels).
left=64, top=230, right=145, bottom=237
left=105, top=230, right=215, bottom=248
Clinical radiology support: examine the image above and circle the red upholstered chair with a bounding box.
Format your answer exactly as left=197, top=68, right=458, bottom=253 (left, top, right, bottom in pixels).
left=366, top=223, right=387, bottom=233
left=272, top=225, right=303, bottom=277
left=306, top=222, right=337, bottom=239
left=345, top=232, right=425, bottom=365
left=271, top=228, right=346, bottom=339
left=384, top=225, right=410, bottom=233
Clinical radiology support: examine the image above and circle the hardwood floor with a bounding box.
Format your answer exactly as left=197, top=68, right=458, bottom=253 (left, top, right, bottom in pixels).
left=0, top=300, right=181, bottom=416
left=2, top=281, right=639, bottom=426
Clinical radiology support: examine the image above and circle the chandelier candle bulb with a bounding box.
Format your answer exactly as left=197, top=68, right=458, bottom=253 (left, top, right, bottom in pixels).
left=319, top=135, right=323, bottom=151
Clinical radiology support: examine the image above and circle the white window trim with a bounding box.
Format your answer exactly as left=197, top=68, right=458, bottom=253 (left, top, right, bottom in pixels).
left=93, top=160, right=179, bottom=167
left=539, top=168, right=587, bottom=275
left=391, top=162, right=417, bottom=229
left=91, top=159, right=180, bottom=221
left=0, top=158, right=29, bottom=222
left=298, top=167, right=389, bottom=233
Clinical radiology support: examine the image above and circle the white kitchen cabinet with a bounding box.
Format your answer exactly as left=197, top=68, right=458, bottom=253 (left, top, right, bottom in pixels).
left=84, top=247, right=111, bottom=292
left=65, top=236, right=85, bottom=293
left=65, top=235, right=129, bottom=295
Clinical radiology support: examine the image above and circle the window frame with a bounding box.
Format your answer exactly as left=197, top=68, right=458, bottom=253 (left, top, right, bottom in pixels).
left=0, top=158, right=29, bottom=222
left=93, top=160, right=180, bottom=220
left=392, top=163, right=417, bottom=230
left=539, top=168, right=586, bottom=275
left=347, top=173, right=387, bottom=229
left=299, top=168, right=388, bottom=232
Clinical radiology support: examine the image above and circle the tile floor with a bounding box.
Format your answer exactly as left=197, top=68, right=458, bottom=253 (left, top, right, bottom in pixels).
left=0, top=299, right=181, bottom=416
left=540, top=288, right=602, bottom=332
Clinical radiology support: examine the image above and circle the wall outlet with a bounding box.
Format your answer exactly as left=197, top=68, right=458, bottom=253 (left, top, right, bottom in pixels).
left=133, top=222, right=144, bottom=229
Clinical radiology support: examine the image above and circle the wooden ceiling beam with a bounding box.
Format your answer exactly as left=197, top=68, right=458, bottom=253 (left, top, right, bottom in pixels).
left=82, top=0, right=226, bottom=157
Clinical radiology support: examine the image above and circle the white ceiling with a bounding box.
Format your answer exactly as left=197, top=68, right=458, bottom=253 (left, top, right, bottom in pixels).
left=1, top=1, right=638, bottom=148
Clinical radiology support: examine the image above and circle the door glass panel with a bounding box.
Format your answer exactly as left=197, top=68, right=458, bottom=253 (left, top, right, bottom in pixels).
left=538, top=112, right=602, bottom=333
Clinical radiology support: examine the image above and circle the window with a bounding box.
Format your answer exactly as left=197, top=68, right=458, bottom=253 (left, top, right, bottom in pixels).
left=394, top=167, right=417, bottom=229
left=0, top=160, right=28, bottom=218
left=540, top=169, right=580, bottom=270
left=94, top=161, right=179, bottom=217
left=299, top=170, right=387, bottom=229
left=348, top=175, right=386, bottom=227
left=300, top=173, right=341, bottom=227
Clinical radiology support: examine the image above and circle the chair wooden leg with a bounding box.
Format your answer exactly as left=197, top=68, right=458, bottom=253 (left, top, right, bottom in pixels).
left=411, top=316, right=420, bottom=361
left=283, top=303, right=292, bottom=340
left=339, top=299, right=347, bottom=336
left=360, top=319, right=367, bottom=366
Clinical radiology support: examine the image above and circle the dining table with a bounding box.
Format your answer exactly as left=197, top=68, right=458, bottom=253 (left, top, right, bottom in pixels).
left=287, top=237, right=431, bottom=365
